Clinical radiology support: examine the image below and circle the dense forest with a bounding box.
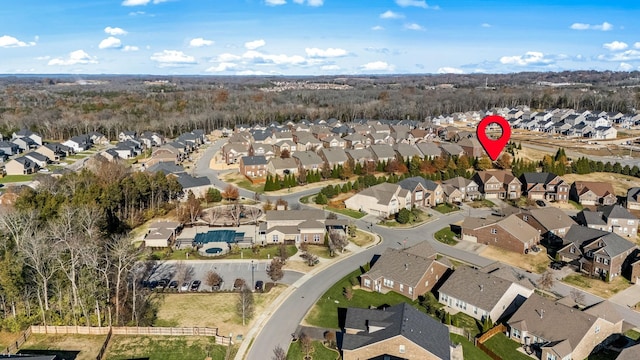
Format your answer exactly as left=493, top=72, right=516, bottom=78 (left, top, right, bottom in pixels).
left=0, top=71, right=639, bottom=141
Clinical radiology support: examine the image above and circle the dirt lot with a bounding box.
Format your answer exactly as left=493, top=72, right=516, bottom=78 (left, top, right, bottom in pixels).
left=561, top=172, right=640, bottom=196
left=154, top=286, right=285, bottom=338
left=20, top=333, right=107, bottom=360
left=480, top=245, right=551, bottom=274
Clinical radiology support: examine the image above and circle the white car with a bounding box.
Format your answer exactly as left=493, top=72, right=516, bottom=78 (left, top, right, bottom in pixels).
left=180, top=282, right=190, bottom=292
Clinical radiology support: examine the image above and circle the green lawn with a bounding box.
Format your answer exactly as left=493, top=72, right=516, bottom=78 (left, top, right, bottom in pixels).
left=325, top=206, right=365, bottom=219
left=433, top=203, right=460, bottom=214
left=305, top=244, right=333, bottom=259
left=468, top=199, right=496, bottom=208
left=105, top=335, right=227, bottom=360
left=305, top=267, right=418, bottom=329
left=625, top=329, right=640, bottom=341
left=287, top=340, right=339, bottom=360
left=562, top=273, right=592, bottom=289
left=237, top=179, right=265, bottom=194
left=483, top=333, right=532, bottom=360
left=450, top=334, right=491, bottom=360
left=0, top=174, right=34, bottom=184
left=299, top=193, right=315, bottom=204
left=223, top=245, right=298, bottom=260
left=67, top=154, right=87, bottom=160
left=378, top=209, right=431, bottom=228
left=434, top=227, right=458, bottom=245
left=569, top=200, right=584, bottom=210
left=452, top=312, right=482, bottom=337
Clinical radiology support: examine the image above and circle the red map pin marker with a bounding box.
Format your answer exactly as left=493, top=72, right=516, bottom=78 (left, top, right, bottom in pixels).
left=476, top=115, right=511, bottom=161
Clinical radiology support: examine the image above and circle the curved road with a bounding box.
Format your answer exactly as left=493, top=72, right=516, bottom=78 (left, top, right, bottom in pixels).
left=195, top=140, right=640, bottom=359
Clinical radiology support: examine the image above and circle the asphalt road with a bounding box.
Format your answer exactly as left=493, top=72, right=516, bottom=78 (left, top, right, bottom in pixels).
left=194, top=139, right=640, bottom=359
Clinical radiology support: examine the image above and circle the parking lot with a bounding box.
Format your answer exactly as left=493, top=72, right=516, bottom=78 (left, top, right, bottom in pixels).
left=144, top=260, right=304, bottom=291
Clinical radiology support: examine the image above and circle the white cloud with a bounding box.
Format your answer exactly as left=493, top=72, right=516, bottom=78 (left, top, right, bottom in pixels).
left=603, top=41, right=628, bottom=51
left=104, top=27, right=127, bottom=36
left=437, top=67, right=464, bottom=74
left=597, top=50, right=640, bottom=62
left=619, top=62, right=634, bottom=71
left=481, top=23, right=491, bottom=28
left=99, top=36, right=122, bottom=49
left=35, top=55, right=51, bottom=60
left=395, top=0, right=438, bottom=9
left=242, top=50, right=306, bottom=65
left=305, top=47, right=348, bottom=58
left=123, top=45, right=139, bottom=52
left=206, top=62, right=238, bottom=72
left=321, top=65, right=340, bottom=71
left=404, top=23, right=424, bottom=31
left=293, top=0, right=324, bottom=6
left=216, top=53, right=242, bottom=62
left=122, top=0, right=168, bottom=6
left=361, top=61, right=395, bottom=72
left=236, top=70, right=271, bottom=75
left=48, top=50, right=97, bottom=66
left=371, top=25, right=384, bottom=31
left=245, top=39, right=266, bottom=50
left=499, top=51, right=554, bottom=66
left=635, top=42, right=640, bottom=49
left=265, top=0, right=286, bottom=5
left=150, top=50, right=197, bottom=67
left=129, top=11, right=145, bottom=15
left=189, top=38, right=214, bottom=47
left=569, top=21, right=613, bottom=31
left=0, top=35, right=36, bottom=48
left=380, top=10, right=404, bottom=19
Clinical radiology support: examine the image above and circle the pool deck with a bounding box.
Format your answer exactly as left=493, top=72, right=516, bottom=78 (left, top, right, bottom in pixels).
left=177, top=224, right=258, bottom=244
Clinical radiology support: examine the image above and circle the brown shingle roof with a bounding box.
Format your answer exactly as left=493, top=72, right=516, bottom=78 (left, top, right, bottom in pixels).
left=364, top=248, right=448, bottom=288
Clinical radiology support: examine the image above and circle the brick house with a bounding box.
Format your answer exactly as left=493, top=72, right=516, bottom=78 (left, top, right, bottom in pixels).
left=460, top=214, right=540, bottom=254
left=515, top=207, right=576, bottom=243
left=576, top=204, right=638, bottom=237
left=458, top=137, right=483, bottom=158
left=360, top=241, right=451, bottom=301
left=473, top=170, right=522, bottom=200
left=570, top=181, right=617, bottom=206
left=342, top=303, right=454, bottom=360
left=442, top=176, right=481, bottom=202
left=398, top=176, right=444, bottom=207
left=222, top=143, right=249, bottom=165
left=520, top=172, right=569, bottom=203
left=239, top=156, right=268, bottom=178
left=557, top=225, right=636, bottom=281
left=508, top=294, right=622, bottom=360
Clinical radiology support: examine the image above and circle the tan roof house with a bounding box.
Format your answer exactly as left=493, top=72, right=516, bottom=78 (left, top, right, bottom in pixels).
left=571, top=181, right=617, bottom=206
left=460, top=214, right=540, bottom=254
left=473, top=170, right=522, bottom=200
left=344, top=183, right=410, bottom=217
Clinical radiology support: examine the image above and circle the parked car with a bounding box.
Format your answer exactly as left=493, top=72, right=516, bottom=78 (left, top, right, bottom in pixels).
left=190, top=280, right=201, bottom=292
left=255, top=280, right=264, bottom=292
left=233, top=278, right=245, bottom=291
left=168, top=280, right=178, bottom=290
left=550, top=261, right=565, bottom=270
left=180, top=282, right=190, bottom=292
left=536, top=200, right=546, bottom=207
left=157, top=278, right=169, bottom=289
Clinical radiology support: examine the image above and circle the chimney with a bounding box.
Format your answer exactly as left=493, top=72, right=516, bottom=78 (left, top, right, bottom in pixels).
left=540, top=309, right=544, bottom=319
left=480, top=284, right=484, bottom=292
left=404, top=264, right=409, bottom=270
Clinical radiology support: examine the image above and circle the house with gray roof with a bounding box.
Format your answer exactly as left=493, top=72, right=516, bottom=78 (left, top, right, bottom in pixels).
left=12, top=129, right=43, bottom=146
left=438, top=266, right=534, bottom=322
left=508, top=294, right=622, bottom=360
left=266, top=157, right=298, bottom=176
left=516, top=207, right=576, bottom=243
left=360, top=241, right=451, bottom=300
left=319, top=148, right=348, bottom=168
left=393, top=143, right=422, bottom=160
left=145, top=162, right=185, bottom=175
left=4, top=156, right=37, bottom=175
left=170, top=172, right=211, bottom=200
left=442, top=176, right=480, bottom=202
left=398, top=176, right=443, bottom=207
left=576, top=204, right=638, bottom=238
left=248, top=143, right=275, bottom=160
left=342, top=302, right=454, bottom=360
left=344, top=183, right=410, bottom=217
left=261, top=209, right=340, bottom=245
left=343, top=133, right=370, bottom=149
left=460, top=213, right=540, bottom=254
left=239, top=156, right=268, bottom=178
left=416, top=142, right=442, bottom=159
left=23, top=152, right=49, bottom=168
left=520, top=172, right=569, bottom=203
left=292, top=151, right=323, bottom=172
left=626, top=187, right=640, bottom=210
left=439, top=142, right=464, bottom=157
left=345, top=148, right=374, bottom=166
left=557, top=225, right=637, bottom=281
left=0, top=141, right=20, bottom=156
left=369, top=144, right=396, bottom=163
left=222, top=143, right=249, bottom=165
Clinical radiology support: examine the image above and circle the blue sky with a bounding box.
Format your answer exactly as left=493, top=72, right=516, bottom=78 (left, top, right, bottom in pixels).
left=1, top=0, right=639, bottom=75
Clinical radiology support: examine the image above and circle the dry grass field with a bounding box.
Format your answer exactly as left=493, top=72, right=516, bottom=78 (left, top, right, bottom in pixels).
left=154, top=286, right=285, bottom=338
left=20, top=334, right=107, bottom=360
left=479, top=245, right=551, bottom=274
left=561, top=172, right=640, bottom=196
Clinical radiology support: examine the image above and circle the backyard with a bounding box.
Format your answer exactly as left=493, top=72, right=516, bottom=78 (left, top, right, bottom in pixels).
left=480, top=245, right=550, bottom=274
left=483, top=333, right=533, bottom=360
left=19, top=333, right=107, bottom=360
left=450, top=334, right=491, bottom=360
left=287, top=340, right=339, bottom=360
left=105, top=335, right=228, bottom=360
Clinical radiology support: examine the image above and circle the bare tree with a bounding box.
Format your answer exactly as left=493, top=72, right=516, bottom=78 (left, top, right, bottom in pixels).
left=537, top=270, right=555, bottom=291
left=173, top=260, right=194, bottom=287
left=228, top=203, right=244, bottom=227
left=267, top=258, right=284, bottom=285
left=236, top=285, right=254, bottom=326
left=19, top=229, right=57, bottom=319
left=245, top=206, right=262, bottom=225
left=177, top=190, right=202, bottom=224
left=329, top=229, right=349, bottom=253
left=205, top=270, right=222, bottom=290
left=204, top=206, right=222, bottom=225
left=109, top=234, right=139, bottom=325
left=570, top=289, right=585, bottom=306
left=222, top=184, right=240, bottom=201
left=272, top=345, right=286, bottom=360
left=299, top=331, right=312, bottom=358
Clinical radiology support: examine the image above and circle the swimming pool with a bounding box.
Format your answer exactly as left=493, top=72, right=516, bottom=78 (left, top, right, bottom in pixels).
left=194, top=230, right=245, bottom=245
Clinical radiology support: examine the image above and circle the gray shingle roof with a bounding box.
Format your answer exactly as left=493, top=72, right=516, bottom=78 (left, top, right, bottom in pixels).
left=398, top=176, right=439, bottom=192
left=369, top=144, right=396, bottom=159
left=599, top=204, right=637, bottom=220
left=146, top=162, right=185, bottom=174
left=438, top=266, right=516, bottom=312
left=527, top=207, right=576, bottom=231
left=342, top=303, right=451, bottom=359
left=174, top=173, right=211, bottom=188
left=292, top=151, right=323, bottom=167
left=241, top=156, right=268, bottom=166
left=356, top=183, right=400, bottom=205
left=521, top=172, right=558, bottom=185
left=319, top=148, right=348, bottom=164
left=365, top=247, right=443, bottom=287
left=564, top=224, right=636, bottom=258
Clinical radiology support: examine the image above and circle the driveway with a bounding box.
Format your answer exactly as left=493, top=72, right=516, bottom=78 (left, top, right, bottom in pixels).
left=610, top=282, right=640, bottom=308
left=145, top=260, right=304, bottom=291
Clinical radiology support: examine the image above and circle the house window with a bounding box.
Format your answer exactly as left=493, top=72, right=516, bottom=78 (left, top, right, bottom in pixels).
left=272, top=235, right=279, bottom=243
left=363, top=279, right=371, bottom=288
left=304, top=234, right=308, bottom=242
left=490, top=228, right=497, bottom=234
left=313, top=234, right=321, bottom=242
left=547, top=354, right=557, bottom=360
left=399, top=284, right=404, bottom=292
left=604, top=258, right=609, bottom=265
left=399, top=345, right=406, bottom=354
left=512, top=328, right=520, bottom=339
left=523, top=215, right=528, bottom=221
left=383, top=278, right=394, bottom=287
left=628, top=220, right=635, bottom=225
left=408, top=287, right=413, bottom=295
left=570, top=247, right=575, bottom=254
left=425, top=280, right=429, bottom=287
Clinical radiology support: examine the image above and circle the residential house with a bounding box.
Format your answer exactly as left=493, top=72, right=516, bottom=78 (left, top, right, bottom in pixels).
left=222, top=143, right=249, bottom=165
left=99, top=149, right=120, bottom=162
left=239, top=156, right=268, bottom=178
left=35, top=143, right=69, bottom=163
left=439, top=143, right=465, bottom=157
left=4, top=156, right=37, bottom=175
left=458, top=137, right=483, bottom=158
left=576, top=205, right=638, bottom=237
left=266, top=157, right=299, bottom=176
left=473, top=170, right=522, bottom=200
left=138, top=131, right=163, bottom=148
left=557, top=225, right=636, bottom=281
left=515, top=207, right=576, bottom=243
left=62, top=134, right=91, bottom=152
left=408, top=129, right=431, bottom=144
left=293, top=132, right=322, bottom=151
left=441, top=184, right=465, bottom=204
left=273, top=140, right=297, bottom=156
left=593, top=126, right=617, bottom=139
left=170, top=172, right=211, bottom=200
left=398, top=176, right=444, bottom=207
left=360, top=241, right=451, bottom=301
left=321, top=135, right=346, bottom=149
left=617, top=343, right=640, bottom=360
left=12, top=129, right=42, bottom=146
left=144, top=221, right=182, bottom=248
left=344, top=182, right=410, bottom=217
left=416, top=142, right=442, bottom=160
left=460, top=214, right=540, bottom=254
left=626, top=187, right=640, bottom=210
left=343, top=133, right=370, bottom=149
left=570, top=181, right=617, bottom=206
left=508, top=294, right=622, bottom=360
left=520, top=172, right=569, bottom=203
left=227, top=132, right=253, bottom=146
left=342, top=303, right=454, bottom=360
left=261, top=209, right=343, bottom=244
left=393, top=143, right=422, bottom=161
left=442, top=177, right=481, bottom=202
left=251, top=130, right=276, bottom=144
left=111, top=142, right=136, bottom=159
left=23, top=152, right=49, bottom=168
left=248, top=143, right=276, bottom=160
left=145, top=162, right=185, bottom=175
left=118, top=131, right=137, bottom=142
left=369, top=144, right=397, bottom=163
left=0, top=141, right=20, bottom=156
left=438, top=266, right=534, bottom=322
left=319, top=148, right=348, bottom=168
left=148, top=144, right=182, bottom=166
left=345, top=148, right=375, bottom=166
left=292, top=151, right=324, bottom=173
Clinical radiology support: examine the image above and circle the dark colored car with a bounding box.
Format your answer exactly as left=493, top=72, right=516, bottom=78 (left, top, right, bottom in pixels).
left=157, top=278, right=169, bottom=288
left=190, top=280, right=201, bottom=291
left=255, top=280, right=264, bottom=292
left=233, top=278, right=245, bottom=290
left=550, top=261, right=565, bottom=270
left=536, top=200, right=546, bottom=207
left=148, top=280, right=159, bottom=290
left=168, top=280, right=178, bottom=289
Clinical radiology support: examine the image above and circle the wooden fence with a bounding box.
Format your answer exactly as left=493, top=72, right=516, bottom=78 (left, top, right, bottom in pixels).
left=475, top=323, right=507, bottom=360
left=1, top=327, right=32, bottom=355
